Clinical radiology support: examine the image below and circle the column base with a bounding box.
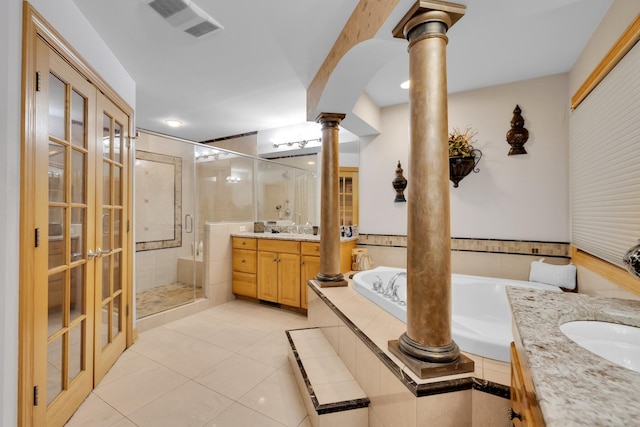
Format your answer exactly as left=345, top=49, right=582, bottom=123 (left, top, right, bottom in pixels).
left=389, top=337, right=474, bottom=380
left=315, top=272, right=348, bottom=288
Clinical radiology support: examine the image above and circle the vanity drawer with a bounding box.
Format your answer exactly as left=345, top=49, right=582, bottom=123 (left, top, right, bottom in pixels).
left=258, top=239, right=300, bottom=254
left=301, top=241, right=320, bottom=256
left=233, top=237, right=256, bottom=250
left=232, top=272, right=257, bottom=298
left=233, top=248, right=256, bottom=273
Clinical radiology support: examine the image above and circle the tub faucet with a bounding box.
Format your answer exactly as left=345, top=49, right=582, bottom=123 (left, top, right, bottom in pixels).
left=372, top=275, right=383, bottom=292
left=383, top=272, right=406, bottom=298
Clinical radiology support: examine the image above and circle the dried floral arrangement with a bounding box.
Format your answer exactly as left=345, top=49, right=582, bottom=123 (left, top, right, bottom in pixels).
left=448, top=127, right=478, bottom=158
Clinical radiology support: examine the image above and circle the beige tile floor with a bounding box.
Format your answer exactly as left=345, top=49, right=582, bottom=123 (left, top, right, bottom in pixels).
left=65, top=299, right=313, bottom=427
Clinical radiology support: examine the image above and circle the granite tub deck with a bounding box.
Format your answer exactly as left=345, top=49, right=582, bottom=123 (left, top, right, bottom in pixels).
left=507, top=287, right=640, bottom=426
left=306, top=278, right=511, bottom=427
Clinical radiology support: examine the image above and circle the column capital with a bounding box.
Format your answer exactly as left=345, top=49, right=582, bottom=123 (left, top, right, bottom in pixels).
left=315, top=112, right=346, bottom=127
left=392, top=1, right=465, bottom=40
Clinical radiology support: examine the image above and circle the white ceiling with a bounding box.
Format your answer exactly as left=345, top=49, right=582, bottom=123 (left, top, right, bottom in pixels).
left=72, top=0, right=612, bottom=151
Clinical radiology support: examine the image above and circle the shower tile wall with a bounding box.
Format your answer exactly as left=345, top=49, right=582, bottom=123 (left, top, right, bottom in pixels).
left=136, top=249, right=181, bottom=292
left=135, top=132, right=197, bottom=293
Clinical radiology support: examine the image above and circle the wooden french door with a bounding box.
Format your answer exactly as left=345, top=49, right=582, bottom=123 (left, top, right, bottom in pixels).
left=23, top=33, right=131, bottom=426
left=94, top=94, right=129, bottom=384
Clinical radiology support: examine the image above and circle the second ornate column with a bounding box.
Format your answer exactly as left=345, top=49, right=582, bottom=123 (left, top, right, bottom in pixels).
left=389, top=3, right=473, bottom=377
left=315, top=113, right=347, bottom=287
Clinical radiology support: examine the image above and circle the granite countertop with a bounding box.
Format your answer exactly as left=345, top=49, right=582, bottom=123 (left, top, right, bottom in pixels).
left=507, top=287, right=640, bottom=426
left=231, top=231, right=358, bottom=243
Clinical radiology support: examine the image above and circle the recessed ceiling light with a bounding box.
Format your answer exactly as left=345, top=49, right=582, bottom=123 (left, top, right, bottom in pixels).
left=165, top=119, right=183, bottom=127
left=307, top=161, right=315, bottom=165
left=400, top=80, right=410, bottom=89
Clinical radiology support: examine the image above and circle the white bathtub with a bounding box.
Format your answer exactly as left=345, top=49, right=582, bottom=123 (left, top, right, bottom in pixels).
left=352, top=266, right=562, bottom=362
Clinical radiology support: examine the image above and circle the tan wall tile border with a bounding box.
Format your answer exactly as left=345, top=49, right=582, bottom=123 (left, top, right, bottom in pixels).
left=357, top=234, right=570, bottom=258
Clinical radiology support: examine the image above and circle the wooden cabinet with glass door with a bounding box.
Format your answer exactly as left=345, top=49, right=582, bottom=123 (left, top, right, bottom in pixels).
left=339, top=167, right=358, bottom=227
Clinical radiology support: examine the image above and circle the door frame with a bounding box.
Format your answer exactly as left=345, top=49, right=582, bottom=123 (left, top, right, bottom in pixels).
left=19, top=3, right=135, bottom=426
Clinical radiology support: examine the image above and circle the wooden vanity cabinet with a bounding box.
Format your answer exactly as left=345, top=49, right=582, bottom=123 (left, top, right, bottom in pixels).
left=257, top=239, right=300, bottom=307
left=232, top=237, right=357, bottom=309
left=510, top=342, right=545, bottom=427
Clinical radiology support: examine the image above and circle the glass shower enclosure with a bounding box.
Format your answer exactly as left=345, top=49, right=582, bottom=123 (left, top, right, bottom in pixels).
left=134, top=131, right=318, bottom=319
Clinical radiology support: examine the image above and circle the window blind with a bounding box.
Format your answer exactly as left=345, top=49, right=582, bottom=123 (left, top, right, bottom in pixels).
left=570, top=41, right=640, bottom=268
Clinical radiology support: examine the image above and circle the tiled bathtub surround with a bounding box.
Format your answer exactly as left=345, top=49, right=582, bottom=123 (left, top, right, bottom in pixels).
left=508, top=287, right=640, bottom=426
left=307, top=279, right=510, bottom=427
left=356, top=234, right=571, bottom=282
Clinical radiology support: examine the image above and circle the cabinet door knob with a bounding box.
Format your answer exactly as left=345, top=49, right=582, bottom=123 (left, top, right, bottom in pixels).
left=241, top=259, right=245, bottom=263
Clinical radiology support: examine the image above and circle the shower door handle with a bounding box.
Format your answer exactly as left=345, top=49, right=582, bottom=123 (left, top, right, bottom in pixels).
left=185, top=214, right=193, bottom=233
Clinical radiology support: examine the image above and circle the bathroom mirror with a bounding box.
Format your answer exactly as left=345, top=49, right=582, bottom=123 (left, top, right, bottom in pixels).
left=135, top=150, right=182, bottom=251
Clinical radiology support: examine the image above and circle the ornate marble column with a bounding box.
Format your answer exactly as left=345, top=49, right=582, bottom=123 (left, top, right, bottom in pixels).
left=315, top=113, right=347, bottom=287
left=388, top=2, right=474, bottom=377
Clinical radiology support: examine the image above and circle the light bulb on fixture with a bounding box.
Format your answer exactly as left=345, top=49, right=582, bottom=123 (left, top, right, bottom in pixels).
left=165, top=119, right=183, bottom=128
left=400, top=80, right=410, bottom=89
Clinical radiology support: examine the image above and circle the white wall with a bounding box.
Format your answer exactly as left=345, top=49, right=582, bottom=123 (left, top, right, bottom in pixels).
left=0, top=0, right=135, bottom=423
left=360, top=73, right=570, bottom=242
left=569, top=0, right=640, bottom=97
left=0, top=1, right=23, bottom=426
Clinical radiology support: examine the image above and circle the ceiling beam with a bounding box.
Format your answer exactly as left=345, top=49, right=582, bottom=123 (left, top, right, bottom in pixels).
left=306, top=0, right=401, bottom=120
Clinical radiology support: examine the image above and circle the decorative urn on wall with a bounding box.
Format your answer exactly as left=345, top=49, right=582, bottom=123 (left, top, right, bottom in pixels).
left=448, top=128, right=482, bottom=188
left=506, top=105, right=529, bottom=155
left=392, top=161, right=407, bottom=202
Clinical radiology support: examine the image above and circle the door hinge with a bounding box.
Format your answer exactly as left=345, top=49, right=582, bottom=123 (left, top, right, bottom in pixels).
left=35, top=71, right=41, bottom=92
left=33, top=385, right=39, bottom=406
left=127, top=220, right=130, bottom=233
left=126, top=305, right=129, bottom=317
left=35, top=228, right=40, bottom=248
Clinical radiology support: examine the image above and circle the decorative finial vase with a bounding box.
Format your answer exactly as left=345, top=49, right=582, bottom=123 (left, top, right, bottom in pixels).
left=506, top=104, right=529, bottom=155
left=623, top=240, right=640, bottom=279
left=392, top=161, right=407, bottom=202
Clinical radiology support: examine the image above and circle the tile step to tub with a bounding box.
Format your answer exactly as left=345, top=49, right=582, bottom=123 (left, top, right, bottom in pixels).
left=286, top=328, right=369, bottom=427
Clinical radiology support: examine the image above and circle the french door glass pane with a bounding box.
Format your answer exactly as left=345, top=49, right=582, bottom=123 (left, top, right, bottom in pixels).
left=71, top=208, right=84, bottom=262
left=48, top=272, right=65, bottom=336
left=113, top=210, right=122, bottom=248
left=114, top=122, right=121, bottom=163
left=102, top=114, right=111, bottom=157
left=49, top=142, right=65, bottom=203
left=48, top=208, right=65, bottom=269
left=71, top=90, right=86, bottom=147
left=103, top=162, right=111, bottom=205
left=69, top=264, right=84, bottom=322
left=102, top=209, right=111, bottom=251
left=102, top=257, right=111, bottom=301
left=48, top=73, right=65, bottom=140
left=101, top=303, right=109, bottom=349
left=112, top=294, right=121, bottom=340
left=68, top=322, right=83, bottom=384
left=71, top=150, right=86, bottom=204
left=113, top=252, right=121, bottom=292
left=47, top=335, right=63, bottom=405
left=114, top=165, right=121, bottom=205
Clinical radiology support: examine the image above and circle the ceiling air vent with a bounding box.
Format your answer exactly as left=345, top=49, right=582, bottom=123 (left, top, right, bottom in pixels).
left=143, top=0, right=223, bottom=38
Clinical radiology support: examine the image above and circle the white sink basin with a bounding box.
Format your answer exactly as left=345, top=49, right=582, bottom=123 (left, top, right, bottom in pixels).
left=559, top=321, right=640, bottom=373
